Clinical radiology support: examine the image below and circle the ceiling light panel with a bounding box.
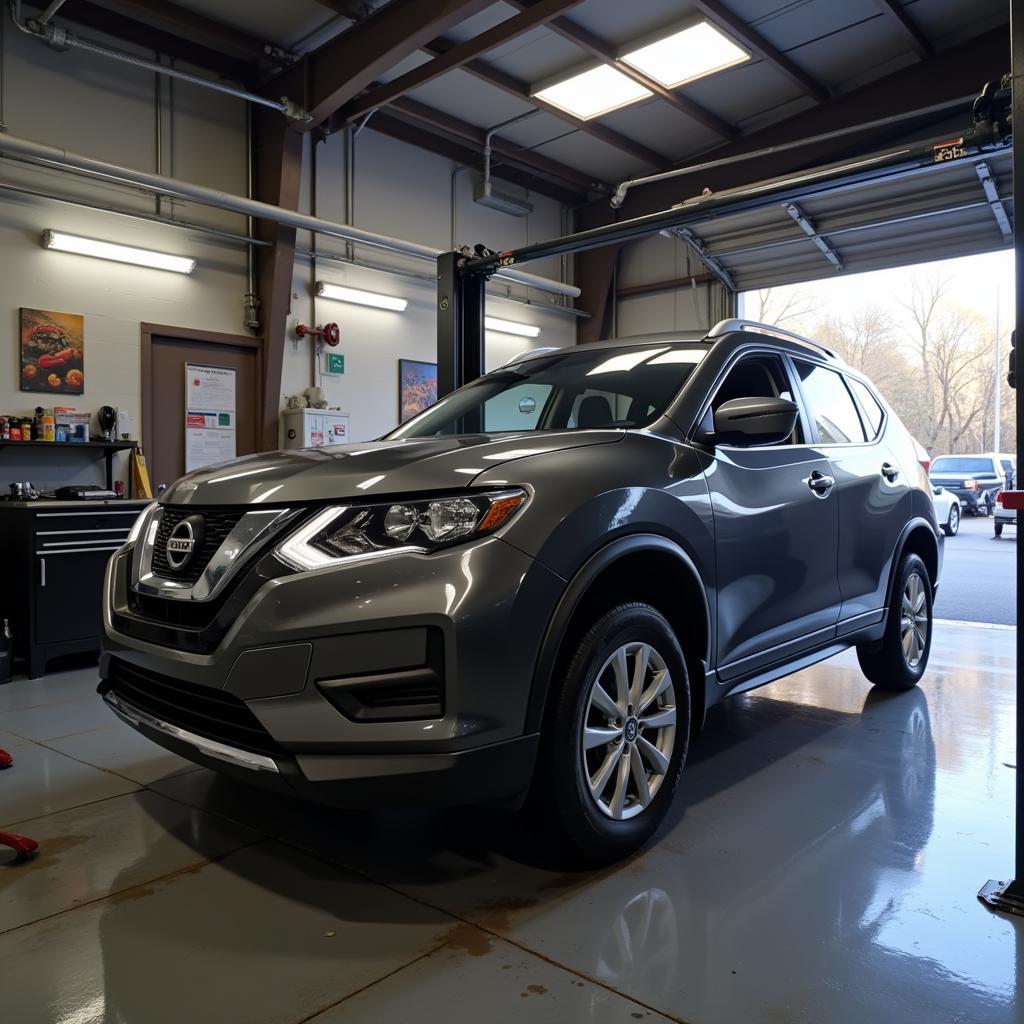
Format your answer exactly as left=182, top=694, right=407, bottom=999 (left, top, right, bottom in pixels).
left=533, top=63, right=651, bottom=120
left=317, top=282, right=408, bottom=311
left=485, top=317, right=541, bottom=338
left=622, top=21, right=748, bottom=88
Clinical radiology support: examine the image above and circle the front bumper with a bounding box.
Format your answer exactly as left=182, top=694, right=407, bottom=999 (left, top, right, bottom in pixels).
left=101, top=535, right=564, bottom=807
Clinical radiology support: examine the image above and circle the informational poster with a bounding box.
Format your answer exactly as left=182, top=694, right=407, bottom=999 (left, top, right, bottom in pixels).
left=185, top=363, right=236, bottom=472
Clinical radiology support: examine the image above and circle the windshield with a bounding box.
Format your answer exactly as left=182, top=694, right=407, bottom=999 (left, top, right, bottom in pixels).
left=931, top=456, right=996, bottom=475
left=388, top=343, right=708, bottom=438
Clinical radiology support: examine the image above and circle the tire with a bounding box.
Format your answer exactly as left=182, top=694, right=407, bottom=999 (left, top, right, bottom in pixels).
left=856, top=553, right=932, bottom=691
left=942, top=503, right=959, bottom=537
left=530, top=603, right=690, bottom=864
left=995, top=521, right=1004, bottom=538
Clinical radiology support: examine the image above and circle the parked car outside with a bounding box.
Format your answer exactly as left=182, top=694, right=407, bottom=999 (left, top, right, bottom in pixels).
left=929, top=454, right=1009, bottom=516
left=100, top=320, right=943, bottom=863
left=994, top=493, right=1016, bottom=538
left=931, top=486, right=960, bottom=537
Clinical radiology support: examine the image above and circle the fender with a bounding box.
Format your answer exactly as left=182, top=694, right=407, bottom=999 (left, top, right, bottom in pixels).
left=524, top=533, right=712, bottom=733
left=884, top=515, right=941, bottom=608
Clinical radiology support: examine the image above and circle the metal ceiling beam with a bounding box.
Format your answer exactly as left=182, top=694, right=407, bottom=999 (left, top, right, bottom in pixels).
left=86, top=0, right=271, bottom=64
left=23, top=0, right=255, bottom=81
left=617, top=272, right=715, bottom=299
left=267, top=0, right=497, bottom=129
left=508, top=0, right=738, bottom=141
left=783, top=201, right=843, bottom=269
left=369, top=111, right=585, bottom=205
left=692, top=0, right=829, bottom=104
left=338, top=0, right=587, bottom=123
left=975, top=161, right=1013, bottom=240
left=385, top=97, right=606, bottom=194
left=423, top=40, right=669, bottom=169
left=874, top=0, right=933, bottom=60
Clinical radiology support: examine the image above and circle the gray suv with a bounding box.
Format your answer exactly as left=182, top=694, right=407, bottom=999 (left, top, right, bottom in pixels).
left=101, top=319, right=942, bottom=862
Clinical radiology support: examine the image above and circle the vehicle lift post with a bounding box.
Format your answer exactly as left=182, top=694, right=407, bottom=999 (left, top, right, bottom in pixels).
left=977, top=1, right=1024, bottom=918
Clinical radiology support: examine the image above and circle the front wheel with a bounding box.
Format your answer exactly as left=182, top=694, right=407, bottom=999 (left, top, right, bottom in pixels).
left=856, top=553, right=932, bottom=690
left=530, top=603, right=690, bottom=864
left=942, top=503, right=959, bottom=537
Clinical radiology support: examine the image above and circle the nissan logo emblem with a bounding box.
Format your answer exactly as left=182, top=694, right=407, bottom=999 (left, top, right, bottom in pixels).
left=166, top=516, right=203, bottom=570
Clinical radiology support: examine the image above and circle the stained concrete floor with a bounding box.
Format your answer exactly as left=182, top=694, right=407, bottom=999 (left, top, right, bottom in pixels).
left=0, top=621, right=1020, bottom=1023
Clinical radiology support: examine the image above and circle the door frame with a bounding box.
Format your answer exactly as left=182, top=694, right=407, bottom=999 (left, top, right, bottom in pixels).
left=140, top=323, right=265, bottom=463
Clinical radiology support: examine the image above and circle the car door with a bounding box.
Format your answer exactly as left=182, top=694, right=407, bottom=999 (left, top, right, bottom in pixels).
left=791, top=360, right=911, bottom=629
left=701, top=351, right=842, bottom=682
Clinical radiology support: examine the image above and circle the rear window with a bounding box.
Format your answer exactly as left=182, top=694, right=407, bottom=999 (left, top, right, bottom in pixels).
left=931, top=457, right=996, bottom=475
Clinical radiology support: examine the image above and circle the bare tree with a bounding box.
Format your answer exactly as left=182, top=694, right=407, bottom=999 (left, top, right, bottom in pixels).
left=749, top=287, right=822, bottom=329
left=814, top=306, right=906, bottom=389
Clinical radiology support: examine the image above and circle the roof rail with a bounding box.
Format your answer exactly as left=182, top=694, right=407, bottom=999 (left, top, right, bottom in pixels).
left=707, top=318, right=837, bottom=359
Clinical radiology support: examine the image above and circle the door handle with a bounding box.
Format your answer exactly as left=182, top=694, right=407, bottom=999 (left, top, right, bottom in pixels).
left=39, top=557, right=45, bottom=588
left=806, top=470, right=835, bottom=497
left=881, top=462, right=900, bottom=482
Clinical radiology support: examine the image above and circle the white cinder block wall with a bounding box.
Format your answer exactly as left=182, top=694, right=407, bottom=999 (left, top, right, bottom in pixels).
left=0, top=14, right=577, bottom=480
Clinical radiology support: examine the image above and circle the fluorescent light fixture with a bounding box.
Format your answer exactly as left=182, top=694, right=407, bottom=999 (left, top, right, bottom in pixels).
left=622, top=21, right=748, bottom=88
left=485, top=317, right=541, bottom=338
left=533, top=63, right=651, bottom=120
left=42, top=230, right=196, bottom=273
left=316, top=281, right=408, bottom=311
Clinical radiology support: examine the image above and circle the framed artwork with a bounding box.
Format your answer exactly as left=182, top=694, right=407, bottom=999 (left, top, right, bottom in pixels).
left=398, top=359, right=437, bottom=423
left=20, top=308, right=85, bottom=395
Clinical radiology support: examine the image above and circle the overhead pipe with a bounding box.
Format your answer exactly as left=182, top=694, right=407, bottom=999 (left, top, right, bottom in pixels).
left=609, top=94, right=979, bottom=207
left=9, top=4, right=311, bottom=121
left=0, top=131, right=581, bottom=298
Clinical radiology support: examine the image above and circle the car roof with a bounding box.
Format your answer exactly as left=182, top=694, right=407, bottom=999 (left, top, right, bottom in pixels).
left=504, top=321, right=842, bottom=369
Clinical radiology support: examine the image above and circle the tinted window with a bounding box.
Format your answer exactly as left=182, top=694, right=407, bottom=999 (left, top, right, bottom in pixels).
left=931, top=457, right=996, bottom=475
left=390, top=344, right=707, bottom=437
left=848, top=378, right=884, bottom=438
left=793, top=360, right=866, bottom=444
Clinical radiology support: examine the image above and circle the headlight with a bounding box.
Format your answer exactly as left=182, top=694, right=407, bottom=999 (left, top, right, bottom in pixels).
left=276, top=489, right=528, bottom=571
left=126, top=501, right=158, bottom=545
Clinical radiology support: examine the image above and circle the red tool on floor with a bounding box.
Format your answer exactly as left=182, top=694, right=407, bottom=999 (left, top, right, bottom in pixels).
left=0, top=747, right=39, bottom=862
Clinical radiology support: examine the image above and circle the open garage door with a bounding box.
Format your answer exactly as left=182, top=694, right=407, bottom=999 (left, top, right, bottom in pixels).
left=669, top=146, right=1013, bottom=292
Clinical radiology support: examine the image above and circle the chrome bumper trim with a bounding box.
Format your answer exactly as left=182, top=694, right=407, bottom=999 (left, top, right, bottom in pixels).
left=103, top=691, right=280, bottom=774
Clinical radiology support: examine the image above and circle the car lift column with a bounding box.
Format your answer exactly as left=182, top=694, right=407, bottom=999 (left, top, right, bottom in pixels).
left=978, top=1, right=1024, bottom=917
left=436, top=250, right=485, bottom=398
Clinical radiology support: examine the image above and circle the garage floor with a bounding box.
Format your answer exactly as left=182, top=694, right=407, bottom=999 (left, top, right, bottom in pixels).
left=0, top=621, right=1019, bottom=1023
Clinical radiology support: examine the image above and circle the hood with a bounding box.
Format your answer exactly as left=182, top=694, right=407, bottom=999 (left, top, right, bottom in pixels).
left=160, top=431, right=623, bottom=506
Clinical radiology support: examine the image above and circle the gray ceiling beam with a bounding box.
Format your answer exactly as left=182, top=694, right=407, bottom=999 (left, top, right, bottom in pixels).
left=873, top=0, right=933, bottom=60
left=693, top=0, right=829, bottom=104
left=337, top=0, right=587, bottom=122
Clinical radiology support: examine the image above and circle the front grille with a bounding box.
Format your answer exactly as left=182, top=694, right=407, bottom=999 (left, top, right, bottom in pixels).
left=103, top=658, right=283, bottom=757
left=151, top=506, right=248, bottom=583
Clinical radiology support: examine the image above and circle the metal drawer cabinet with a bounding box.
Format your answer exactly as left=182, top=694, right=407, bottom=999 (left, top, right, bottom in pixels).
left=0, top=503, right=147, bottom=678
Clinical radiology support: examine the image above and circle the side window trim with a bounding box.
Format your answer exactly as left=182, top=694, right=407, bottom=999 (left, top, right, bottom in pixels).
left=693, top=347, right=814, bottom=449
left=789, top=356, right=874, bottom=448
left=845, top=374, right=887, bottom=442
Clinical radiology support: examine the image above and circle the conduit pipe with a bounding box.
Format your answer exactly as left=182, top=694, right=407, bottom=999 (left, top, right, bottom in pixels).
left=10, top=4, right=311, bottom=121
left=0, top=131, right=581, bottom=298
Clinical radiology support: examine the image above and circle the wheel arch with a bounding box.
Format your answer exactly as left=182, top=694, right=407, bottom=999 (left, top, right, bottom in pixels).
left=525, top=534, right=712, bottom=738
left=890, top=517, right=940, bottom=601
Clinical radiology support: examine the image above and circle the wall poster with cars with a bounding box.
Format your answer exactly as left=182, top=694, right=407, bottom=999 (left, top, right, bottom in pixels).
left=20, top=307, right=85, bottom=394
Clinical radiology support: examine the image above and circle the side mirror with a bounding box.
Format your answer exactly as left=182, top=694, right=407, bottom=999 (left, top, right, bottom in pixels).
left=709, top=396, right=799, bottom=447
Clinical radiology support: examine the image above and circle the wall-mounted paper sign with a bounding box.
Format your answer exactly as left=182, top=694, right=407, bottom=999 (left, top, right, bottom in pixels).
left=185, top=363, right=236, bottom=472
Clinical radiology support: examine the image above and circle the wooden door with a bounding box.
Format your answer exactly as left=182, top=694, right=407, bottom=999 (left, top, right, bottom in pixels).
left=141, top=325, right=263, bottom=492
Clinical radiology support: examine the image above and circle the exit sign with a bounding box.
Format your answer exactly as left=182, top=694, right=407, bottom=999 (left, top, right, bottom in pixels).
left=325, top=352, right=345, bottom=375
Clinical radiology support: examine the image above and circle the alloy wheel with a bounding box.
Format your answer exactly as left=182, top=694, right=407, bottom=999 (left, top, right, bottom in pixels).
left=948, top=504, right=959, bottom=535
left=900, top=573, right=929, bottom=668
left=581, top=642, right=677, bottom=820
